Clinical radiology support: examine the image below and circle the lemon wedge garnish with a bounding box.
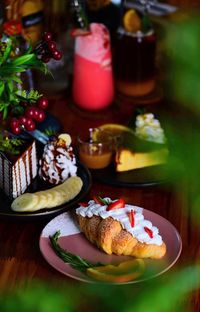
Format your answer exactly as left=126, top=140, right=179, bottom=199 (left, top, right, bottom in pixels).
left=87, top=259, right=145, bottom=283
left=92, top=123, right=134, bottom=143
left=123, top=9, right=141, bottom=33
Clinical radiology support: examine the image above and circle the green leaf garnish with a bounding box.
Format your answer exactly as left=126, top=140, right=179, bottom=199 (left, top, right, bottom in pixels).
left=49, top=231, right=103, bottom=273
left=0, top=134, right=24, bottom=155
left=0, top=36, right=49, bottom=120
left=98, top=196, right=110, bottom=205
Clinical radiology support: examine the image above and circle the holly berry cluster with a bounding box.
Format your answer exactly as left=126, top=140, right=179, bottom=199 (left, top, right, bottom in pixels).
left=10, top=96, right=49, bottom=135
left=35, top=32, right=63, bottom=63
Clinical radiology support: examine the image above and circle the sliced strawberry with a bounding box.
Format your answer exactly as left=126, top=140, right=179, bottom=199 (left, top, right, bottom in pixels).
left=129, top=209, right=135, bottom=227
left=79, top=202, right=88, bottom=207
left=93, top=196, right=104, bottom=205
left=144, top=227, right=153, bottom=238
left=107, top=198, right=125, bottom=211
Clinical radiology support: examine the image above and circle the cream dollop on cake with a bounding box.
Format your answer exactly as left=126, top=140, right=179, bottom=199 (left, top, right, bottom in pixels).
left=39, top=133, right=77, bottom=185
left=135, top=113, right=166, bottom=144
left=115, top=113, right=168, bottom=172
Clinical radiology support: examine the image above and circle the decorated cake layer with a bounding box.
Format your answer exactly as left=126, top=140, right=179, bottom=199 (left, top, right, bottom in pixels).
left=0, top=140, right=37, bottom=198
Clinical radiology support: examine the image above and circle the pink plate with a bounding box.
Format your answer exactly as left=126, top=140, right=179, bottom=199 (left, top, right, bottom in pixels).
left=39, top=210, right=182, bottom=284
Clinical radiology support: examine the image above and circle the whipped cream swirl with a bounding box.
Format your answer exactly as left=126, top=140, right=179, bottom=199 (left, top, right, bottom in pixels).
left=39, top=135, right=77, bottom=185
left=135, top=113, right=166, bottom=144
left=76, top=198, right=163, bottom=246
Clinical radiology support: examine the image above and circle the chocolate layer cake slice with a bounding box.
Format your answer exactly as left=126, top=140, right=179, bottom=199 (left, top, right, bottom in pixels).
left=0, top=140, right=37, bottom=198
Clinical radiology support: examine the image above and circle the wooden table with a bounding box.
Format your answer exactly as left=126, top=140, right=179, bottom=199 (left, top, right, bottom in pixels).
left=0, top=96, right=199, bottom=311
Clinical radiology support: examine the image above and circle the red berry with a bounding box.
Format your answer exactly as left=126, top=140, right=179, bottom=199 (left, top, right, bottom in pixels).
left=52, top=50, right=62, bottom=60
left=33, top=108, right=40, bottom=120
left=25, top=117, right=33, bottom=126
left=11, top=125, right=21, bottom=135
left=41, top=55, right=51, bottom=63
left=43, top=32, right=52, bottom=42
left=48, top=41, right=57, bottom=52
left=25, top=119, right=36, bottom=131
left=25, top=107, right=36, bottom=119
left=37, top=96, right=49, bottom=109
left=36, top=109, right=45, bottom=122
left=10, top=118, right=19, bottom=128
left=21, top=102, right=28, bottom=108
left=18, top=115, right=27, bottom=126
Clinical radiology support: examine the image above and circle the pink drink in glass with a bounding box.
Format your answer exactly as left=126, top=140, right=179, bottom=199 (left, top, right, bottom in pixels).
left=72, top=23, right=114, bottom=110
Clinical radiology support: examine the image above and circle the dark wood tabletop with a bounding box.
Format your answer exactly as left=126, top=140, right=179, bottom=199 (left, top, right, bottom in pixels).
left=0, top=95, right=199, bottom=311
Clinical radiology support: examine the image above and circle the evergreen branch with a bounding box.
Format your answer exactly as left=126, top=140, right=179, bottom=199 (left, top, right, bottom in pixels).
left=0, top=133, right=24, bottom=155
left=50, top=231, right=103, bottom=273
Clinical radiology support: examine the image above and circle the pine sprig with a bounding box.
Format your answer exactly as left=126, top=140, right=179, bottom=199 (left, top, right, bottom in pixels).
left=16, top=89, right=42, bottom=102
left=50, top=231, right=103, bottom=273
left=0, top=133, right=24, bottom=155
left=43, top=127, right=57, bottom=137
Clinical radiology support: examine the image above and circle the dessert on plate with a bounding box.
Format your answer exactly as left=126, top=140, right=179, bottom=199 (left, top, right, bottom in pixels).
left=92, top=113, right=168, bottom=172
left=115, top=113, right=169, bottom=172
left=0, top=137, right=37, bottom=198
left=39, top=133, right=78, bottom=185
left=11, top=133, right=82, bottom=212
left=76, top=196, right=166, bottom=259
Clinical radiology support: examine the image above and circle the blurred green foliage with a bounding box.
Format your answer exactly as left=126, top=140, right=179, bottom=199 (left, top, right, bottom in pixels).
left=165, top=16, right=200, bottom=113
left=164, top=15, right=200, bottom=223
left=0, top=265, right=199, bottom=312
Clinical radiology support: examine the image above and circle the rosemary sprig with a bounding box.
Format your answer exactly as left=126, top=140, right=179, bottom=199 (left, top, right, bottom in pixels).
left=0, top=134, right=24, bottom=155
left=49, top=231, right=103, bottom=273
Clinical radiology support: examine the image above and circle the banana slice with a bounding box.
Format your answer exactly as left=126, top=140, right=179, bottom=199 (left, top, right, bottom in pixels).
left=45, top=189, right=64, bottom=208
left=58, top=133, right=71, bottom=146
left=36, top=192, right=49, bottom=209
left=11, top=176, right=83, bottom=212
left=11, top=193, right=39, bottom=212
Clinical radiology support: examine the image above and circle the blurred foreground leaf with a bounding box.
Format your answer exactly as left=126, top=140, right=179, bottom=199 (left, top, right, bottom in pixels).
left=165, top=15, right=200, bottom=114
left=0, top=266, right=199, bottom=312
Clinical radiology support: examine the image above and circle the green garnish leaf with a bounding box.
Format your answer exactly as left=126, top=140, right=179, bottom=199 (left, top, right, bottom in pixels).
left=49, top=231, right=103, bottom=273
left=98, top=196, right=110, bottom=205
left=0, top=134, right=24, bottom=155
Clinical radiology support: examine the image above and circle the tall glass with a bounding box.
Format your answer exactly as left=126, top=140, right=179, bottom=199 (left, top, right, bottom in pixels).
left=72, top=23, right=114, bottom=110
left=113, top=11, right=156, bottom=97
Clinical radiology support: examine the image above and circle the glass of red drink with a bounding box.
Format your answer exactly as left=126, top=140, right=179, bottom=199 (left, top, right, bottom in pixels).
left=72, top=23, right=114, bottom=110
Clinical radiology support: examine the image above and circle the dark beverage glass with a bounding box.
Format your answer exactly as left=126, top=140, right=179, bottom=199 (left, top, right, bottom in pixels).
left=113, top=25, right=156, bottom=97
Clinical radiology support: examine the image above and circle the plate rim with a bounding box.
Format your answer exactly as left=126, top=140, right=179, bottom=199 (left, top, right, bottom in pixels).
left=39, top=209, right=182, bottom=284
left=91, top=164, right=170, bottom=188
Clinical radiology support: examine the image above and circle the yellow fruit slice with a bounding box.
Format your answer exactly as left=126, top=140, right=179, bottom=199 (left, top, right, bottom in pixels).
left=123, top=9, right=141, bottom=33
left=11, top=176, right=83, bottom=212
left=58, top=133, right=72, bottom=146
left=11, top=193, right=39, bottom=212
left=87, top=259, right=145, bottom=283
left=92, top=124, right=134, bottom=144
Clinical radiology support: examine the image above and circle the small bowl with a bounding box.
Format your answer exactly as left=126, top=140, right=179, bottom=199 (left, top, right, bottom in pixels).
left=78, top=128, right=114, bottom=169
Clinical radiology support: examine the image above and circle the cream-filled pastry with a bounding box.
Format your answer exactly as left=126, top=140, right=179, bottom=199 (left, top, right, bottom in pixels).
left=76, top=197, right=166, bottom=259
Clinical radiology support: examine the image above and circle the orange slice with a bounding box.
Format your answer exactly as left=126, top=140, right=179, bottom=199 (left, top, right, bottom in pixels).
left=87, top=259, right=145, bottom=283
left=92, top=123, right=134, bottom=144
left=123, top=9, right=141, bottom=33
